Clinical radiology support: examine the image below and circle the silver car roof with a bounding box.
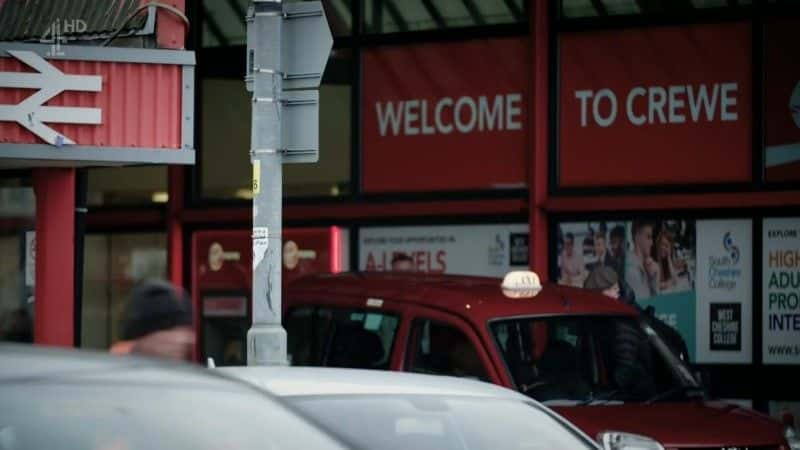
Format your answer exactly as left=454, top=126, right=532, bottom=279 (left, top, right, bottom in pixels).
left=220, top=366, right=601, bottom=449
left=220, top=366, right=530, bottom=400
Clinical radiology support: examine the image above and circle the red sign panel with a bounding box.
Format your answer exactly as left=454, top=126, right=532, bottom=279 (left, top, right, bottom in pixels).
left=765, top=19, right=800, bottom=182
left=0, top=55, right=182, bottom=148
left=362, top=38, right=529, bottom=193
left=559, top=23, right=752, bottom=187
left=192, top=228, right=348, bottom=296
left=283, top=227, right=347, bottom=286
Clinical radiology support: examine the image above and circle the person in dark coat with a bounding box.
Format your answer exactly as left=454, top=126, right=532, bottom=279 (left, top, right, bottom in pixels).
left=110, top=279, right=195, bottom=362
left=584, top=266, right=690, bottom=364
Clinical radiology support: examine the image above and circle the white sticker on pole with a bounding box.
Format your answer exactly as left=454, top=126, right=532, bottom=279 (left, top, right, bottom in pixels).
left=25, top=231, right=35, bottom=287
left=253, top=227, right=269, bottom=269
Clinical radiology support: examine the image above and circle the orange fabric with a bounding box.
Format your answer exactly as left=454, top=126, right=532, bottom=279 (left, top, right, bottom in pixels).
left=109, top=340, right=135, bottom=355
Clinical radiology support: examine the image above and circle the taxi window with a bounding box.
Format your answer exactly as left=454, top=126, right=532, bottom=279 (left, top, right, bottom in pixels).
left=407, top=319, right=488, bottom=381
left=286, top=306, right=399, bottom=369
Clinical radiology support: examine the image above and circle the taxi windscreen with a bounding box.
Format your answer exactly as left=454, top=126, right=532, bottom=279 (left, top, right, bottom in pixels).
left=490, top=315, right=700, bottom=405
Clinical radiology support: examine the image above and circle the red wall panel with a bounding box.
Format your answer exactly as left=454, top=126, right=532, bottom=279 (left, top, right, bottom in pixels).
left=362, top=37, right=529, bottom=193
left=559, top=22, right=752, bottom=187
left=0, top=57, right=182, bottom=148
left=764, top=18, right=800, bottom=182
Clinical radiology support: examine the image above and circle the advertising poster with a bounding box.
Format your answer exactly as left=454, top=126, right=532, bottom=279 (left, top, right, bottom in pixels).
left=559, top=22, right=751, bottom=187
left=765, top=19, right=800, bottom=182
left=695, top=219, right=752, bottom=363
left=763, top=218, right=800, bottom=364
left=358, top=224, right=529, bottom=277
left=556, top=219, right=699, bottom=361
left=362, top=38, right=528, bottom=193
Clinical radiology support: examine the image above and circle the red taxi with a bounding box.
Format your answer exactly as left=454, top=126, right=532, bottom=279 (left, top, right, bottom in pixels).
left=283, top=271, right=795, bottom=450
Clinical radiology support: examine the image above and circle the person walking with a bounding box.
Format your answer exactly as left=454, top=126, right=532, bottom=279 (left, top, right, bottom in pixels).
left=110, top=279, right=195, bottom=362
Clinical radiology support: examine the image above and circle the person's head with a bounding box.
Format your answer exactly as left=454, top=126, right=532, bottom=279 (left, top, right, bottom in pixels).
left=122, top=279, right=194, bottom=361
left=391, top=252, right=414, bottom=272
left=583, top=266, right=620, bottom=299
left=655, top=228, right=674, bottom=260
left=593, top=232, right=607, bottom=258
left=610, top=225, right=625, bottom=256
left=631, top=221, right=655, bottom=257
left=563, top=232, right=575, bottom=256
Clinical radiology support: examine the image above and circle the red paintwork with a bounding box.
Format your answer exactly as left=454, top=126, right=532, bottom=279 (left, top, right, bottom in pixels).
left=547, top=191, right=800, bottom=212
left=554, top=402, right=784, bottom=448
left=559, top=22, right=752, bottom=187
left=154, top=0, right=187, bottom=50
left=289, top=272, right=635, bottom=324
left=286, top=272, right=787, bottom=448
left=33, top=168, right=75, bottom=346
left=178, top=199, right=527, bottom=225
left=0, top=58, right=182, bottom=148
left=167, top=166, right=183, bottom=287
left=530, top=0, right=549, bottom=281
left=361, top=38, right=529, bottom=193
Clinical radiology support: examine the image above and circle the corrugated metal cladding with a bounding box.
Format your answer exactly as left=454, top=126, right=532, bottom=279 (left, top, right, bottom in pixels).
left=0, top=0, right=148, bottom=41
left=0, top=57, right=182, bottom=148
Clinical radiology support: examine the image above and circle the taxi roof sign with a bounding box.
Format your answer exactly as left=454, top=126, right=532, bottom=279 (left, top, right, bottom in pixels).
left=501, top=271, right=542, bottom=299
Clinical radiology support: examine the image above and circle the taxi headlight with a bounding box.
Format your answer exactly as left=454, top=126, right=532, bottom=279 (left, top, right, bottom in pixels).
left=598, top=431, right=665, bottom=450
left=786, top=426, right=800, bottom=450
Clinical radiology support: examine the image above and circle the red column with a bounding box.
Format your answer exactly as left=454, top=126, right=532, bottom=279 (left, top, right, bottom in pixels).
left=529, top=0, right=550, bottom=280
left=167, top=166, right=184, bottom=287
left=32, top=168, right=75, bottom=347
left=155, top=0, right=187, bottom=49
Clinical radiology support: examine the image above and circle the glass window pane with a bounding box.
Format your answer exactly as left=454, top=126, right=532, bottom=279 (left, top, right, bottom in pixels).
left=201, top=0, right=247, bottom=47
left=200, top=49, right=352, bottom=200
left=409, top=319, right=488, bottom=380
left=81, top=232, right=166, bottom=350
left=200, top=77, right=251, bottom=200
left=202, top=0, right=351, bottom=48
left=286, top=306, right=399, bottom=369
left=362, top=0, right=525, bottom=34
left=0, top=176, right=35, bottom=344
left=87, top=166, right=168, bottom=206
left=561, top=0, right=751, bottom=18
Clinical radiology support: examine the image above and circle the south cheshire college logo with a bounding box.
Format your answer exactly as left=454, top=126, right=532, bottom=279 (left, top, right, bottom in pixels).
left=723, top=232, right=740, bottom=265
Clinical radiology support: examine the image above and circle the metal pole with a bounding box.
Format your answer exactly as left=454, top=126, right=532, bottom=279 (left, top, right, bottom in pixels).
left=247, top=0, right=288, bottom=366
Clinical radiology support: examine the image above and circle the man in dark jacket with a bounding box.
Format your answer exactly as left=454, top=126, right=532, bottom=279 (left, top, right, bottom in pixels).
left=584, top=266, right=690, bottom=363
left=110, top=279, right=195, bottom=362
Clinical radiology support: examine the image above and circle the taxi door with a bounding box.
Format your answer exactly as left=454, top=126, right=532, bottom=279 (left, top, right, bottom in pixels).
left=401, top=305, right=504, bottom=385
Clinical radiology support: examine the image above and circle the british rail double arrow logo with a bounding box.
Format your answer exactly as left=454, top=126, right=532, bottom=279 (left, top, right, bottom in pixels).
left=0, top=50, right=102, bottom=146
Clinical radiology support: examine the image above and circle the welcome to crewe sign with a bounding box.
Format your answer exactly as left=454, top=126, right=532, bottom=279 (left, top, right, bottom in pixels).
left=0, top=43, right=195, bottom=168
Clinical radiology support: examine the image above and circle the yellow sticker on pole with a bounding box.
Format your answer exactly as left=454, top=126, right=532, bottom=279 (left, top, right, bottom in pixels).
left=252, top=161, right=261, bottom=195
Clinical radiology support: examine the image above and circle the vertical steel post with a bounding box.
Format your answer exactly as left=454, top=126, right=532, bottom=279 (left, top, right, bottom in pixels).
left=247, top=0, right=288, bottom=366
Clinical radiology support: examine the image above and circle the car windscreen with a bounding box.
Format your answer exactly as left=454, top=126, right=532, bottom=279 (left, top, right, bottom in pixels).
left=0, top=368, right=349, bottom=450
left=490, top=315, right=699, bottom=405
left=288, top=394, right=596, bottom=450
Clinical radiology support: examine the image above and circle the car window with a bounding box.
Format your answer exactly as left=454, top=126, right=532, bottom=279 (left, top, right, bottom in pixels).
left=286, top=306, right=399, bottom=369
left=491, top=316, right=698, bottom=404
left=0, top=367, right=349, bottom=450
left=408, top=318, right=488, bottom=381
left=289, top=394, right=596, bottom=450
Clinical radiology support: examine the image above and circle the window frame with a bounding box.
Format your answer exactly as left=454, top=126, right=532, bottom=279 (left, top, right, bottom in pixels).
left=404, top=308, right=499, bottom=383
left=284, top=304, right=401, bottom=369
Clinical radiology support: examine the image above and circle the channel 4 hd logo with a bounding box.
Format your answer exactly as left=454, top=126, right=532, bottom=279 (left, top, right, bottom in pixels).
left=41, top=18, right=88, bottom=56
left=723, top=231, right=740, bottom=265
